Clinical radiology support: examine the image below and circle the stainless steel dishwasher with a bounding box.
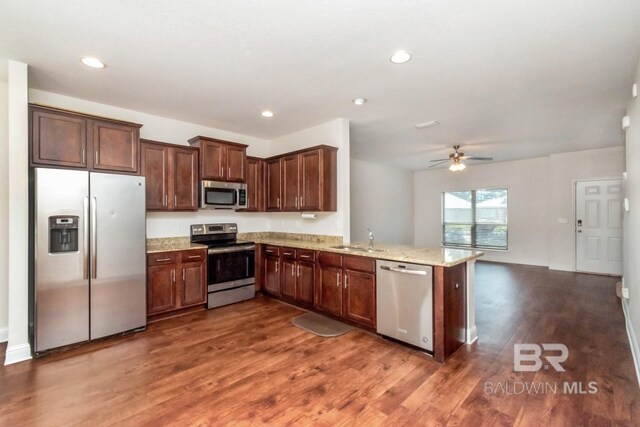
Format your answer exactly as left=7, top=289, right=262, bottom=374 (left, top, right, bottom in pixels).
left=376, top=260, right=433, bottom=352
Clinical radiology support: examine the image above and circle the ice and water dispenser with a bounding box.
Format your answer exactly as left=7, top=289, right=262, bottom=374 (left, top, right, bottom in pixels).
left=48, top=216, right=79, bottom=253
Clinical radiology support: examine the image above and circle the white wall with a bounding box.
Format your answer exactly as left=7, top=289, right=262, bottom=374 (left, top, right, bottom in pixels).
left=414, top=146, right=624, bottom=268
left=0, top=78, right=8, bottom=341
left=5, top=61, right=31, bottom=364
left=350, top=159, right=414, bottom=245
left=622, top=58, right=640, bottom=385
left=549, top=147, right=625, bottom=270
left=268, top=119, right=350, bottom=240
left=29, top=91, right=350, bottom=239
left=415, top=156, right=551, bottom=266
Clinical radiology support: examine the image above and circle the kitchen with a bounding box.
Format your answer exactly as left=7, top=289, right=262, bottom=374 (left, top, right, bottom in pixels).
left=1, top=1, right=640, bottom=422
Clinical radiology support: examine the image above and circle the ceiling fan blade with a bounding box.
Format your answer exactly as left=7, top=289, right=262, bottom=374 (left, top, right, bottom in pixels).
left=429, top=158, right=450, bottom=162
left=428, top=160, right=449, bottom=168
left=461, top=156, right=494, bottom=161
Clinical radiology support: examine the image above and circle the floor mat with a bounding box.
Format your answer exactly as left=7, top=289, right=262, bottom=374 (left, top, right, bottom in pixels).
left=292, top=312, right=354, bottom=337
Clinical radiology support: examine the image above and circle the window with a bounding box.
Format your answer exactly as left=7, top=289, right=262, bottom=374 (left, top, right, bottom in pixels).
left=442, top=188, right=508, bottom=250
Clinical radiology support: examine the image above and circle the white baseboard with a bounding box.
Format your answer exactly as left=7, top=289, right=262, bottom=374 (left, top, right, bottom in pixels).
left=4, top=343, right=32, bottom=365
left=467, top=325, right=478, bottom=345
left=622, top=298, right=640, bottom=388
left=0, top=328, right=7, bottom=343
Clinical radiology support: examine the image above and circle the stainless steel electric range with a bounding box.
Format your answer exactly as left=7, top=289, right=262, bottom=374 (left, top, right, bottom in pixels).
left=190, top=223, right=255, bottom=309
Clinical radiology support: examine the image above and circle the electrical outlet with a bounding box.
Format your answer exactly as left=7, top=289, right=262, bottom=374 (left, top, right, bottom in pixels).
left=623, top=288, right=630, bottom=299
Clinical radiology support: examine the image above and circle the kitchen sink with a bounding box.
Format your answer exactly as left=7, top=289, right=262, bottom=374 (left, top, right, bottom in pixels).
left=330, top=245, right=385, bottom=253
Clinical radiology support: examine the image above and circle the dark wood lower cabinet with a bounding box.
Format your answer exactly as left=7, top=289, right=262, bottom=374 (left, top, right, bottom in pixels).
left=147, top=264, right=177, bottom=315
left=296, top=262, right=315, bottom=305
left=316, top=264, right=343, bottom=316
left=259, top=244, right=467, bottom=362
left=281, top=259, right=297, bottom=299
left=146, top=249, right=207, bottom=319
left=263, top=255, right=280, bottom=296
left=343, top=269, right=376, bottom=328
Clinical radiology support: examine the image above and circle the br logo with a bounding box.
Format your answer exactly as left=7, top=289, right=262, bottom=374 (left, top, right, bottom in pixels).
left=513, top=343, right=569, bottom=372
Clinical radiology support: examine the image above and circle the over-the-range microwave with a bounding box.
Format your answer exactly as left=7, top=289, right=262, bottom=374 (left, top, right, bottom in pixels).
left=201, top=180, right=247, bottom=210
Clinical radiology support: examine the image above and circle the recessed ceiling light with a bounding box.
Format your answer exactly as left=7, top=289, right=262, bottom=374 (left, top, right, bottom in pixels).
left=415, top=120, right=439, bottom=129
left=81, top=57, right=105, bottom=69
left=261, top=110, right=274, bottom=118
left=390, top=50, right=411, bottom=64
left=352, top=98, right=367, bottom=106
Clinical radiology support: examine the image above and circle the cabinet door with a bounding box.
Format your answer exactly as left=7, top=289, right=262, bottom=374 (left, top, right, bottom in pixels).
left=300, top=149, right=321, bottom=211
left=265, top=158, right=282, bottom=211
left=31, top=109, right=88, bottom=168
left=173, top=148, right=199, bottom=211
left=201, top=140, right=225, bottom=180
left=297, top=261, right=315, bottom=305
left=180, top=262, right=207, bottom=307
left=246, top=157, right=264, bottom=212
left=282, top=154, right=300, bottom=211
left=264, top=256, right=281, bottom=295
left=147, top=264, right=177, bottom=315
left=141, top=142, right=169, bottom=210
left=92, top=119, right=139, bottom=173
left=226, top=145, right=246, bottom=182
left=316, top=265, right=343, bottom=316
left=343, top=269, right=376, bottom=328
left=281, top=259, right=297, bottom=299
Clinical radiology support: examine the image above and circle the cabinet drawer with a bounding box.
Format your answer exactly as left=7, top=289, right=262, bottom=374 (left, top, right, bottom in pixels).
left=318, top=251, right=342, bottom=267
left=281, top=247, right=297, bottom=259
left=343, top=255, right=376, bottom=273
left=264, top=245, right=280, bottom=256
left=181, top=249, right=206, bottom=263
left=297, top=250, right=316, bottom=262
left=147, top=252, right=177, bottom=266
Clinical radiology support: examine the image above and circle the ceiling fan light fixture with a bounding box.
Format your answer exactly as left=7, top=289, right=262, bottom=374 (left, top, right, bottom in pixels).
left=449, top=159, right=466, bottom=172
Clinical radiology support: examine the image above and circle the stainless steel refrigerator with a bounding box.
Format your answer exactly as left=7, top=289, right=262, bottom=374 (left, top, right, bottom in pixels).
left=32, top=168, right=147, bottom=354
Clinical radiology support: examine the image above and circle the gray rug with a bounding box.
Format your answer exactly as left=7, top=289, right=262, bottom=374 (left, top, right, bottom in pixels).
left=292, top=312, right=354, bottom=337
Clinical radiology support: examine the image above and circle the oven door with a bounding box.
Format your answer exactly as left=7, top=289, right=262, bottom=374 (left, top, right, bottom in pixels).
left=208, top=246, right=255, bottom=289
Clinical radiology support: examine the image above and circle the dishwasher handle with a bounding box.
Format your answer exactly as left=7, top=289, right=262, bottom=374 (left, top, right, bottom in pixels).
left=379, top=265, right=428, bottom=276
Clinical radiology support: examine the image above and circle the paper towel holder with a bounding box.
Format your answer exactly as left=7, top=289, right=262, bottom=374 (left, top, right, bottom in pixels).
left=301, top=213, right=317, bottom=219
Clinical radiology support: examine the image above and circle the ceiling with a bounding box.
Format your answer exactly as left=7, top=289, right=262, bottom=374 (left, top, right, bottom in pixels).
left=1, top=0, right=639, bottom=170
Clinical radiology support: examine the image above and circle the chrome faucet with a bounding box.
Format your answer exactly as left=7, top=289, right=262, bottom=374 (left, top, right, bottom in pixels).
left=367, top=227, right=374, bottom=250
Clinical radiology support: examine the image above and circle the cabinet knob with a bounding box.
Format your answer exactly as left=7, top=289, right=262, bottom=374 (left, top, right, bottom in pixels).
left=455, top=283, right=459, bottom=289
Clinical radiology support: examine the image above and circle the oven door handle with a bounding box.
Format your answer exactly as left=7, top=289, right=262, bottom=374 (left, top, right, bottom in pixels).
left=207, top=245, right=256, bottom=254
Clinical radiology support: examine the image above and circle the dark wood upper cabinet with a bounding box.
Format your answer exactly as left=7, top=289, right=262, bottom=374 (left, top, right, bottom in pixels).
left=246, top=157, right=265, bottom=212
left=282, top=154, right=300, bottom=211
left=92, top=119, right=139, bottom=173
left=30, top=104, right=141, bottom=174
left=188, top=136, right=247, bottom=183
left=265, top=158, right=282, bottom=211
left=173, top=148, right=198, bottom=210
left=140, top=143, right=169, bottom=210
left=31, top=108, right=87, bottom=168
left=262, top=145, right=337, bottom=213
left=141, top=140, right=198, bottom=211
left=226, top=145, right=246, bottom=182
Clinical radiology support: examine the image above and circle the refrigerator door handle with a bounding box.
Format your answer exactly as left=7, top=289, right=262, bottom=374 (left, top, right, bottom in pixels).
left=83, top=196, right=90, bottom=279
left=91, top=196, right=97, bottom=279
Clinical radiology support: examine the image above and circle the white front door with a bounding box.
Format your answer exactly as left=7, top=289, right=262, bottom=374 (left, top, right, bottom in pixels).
left=575, top=179, right=623, bottom=275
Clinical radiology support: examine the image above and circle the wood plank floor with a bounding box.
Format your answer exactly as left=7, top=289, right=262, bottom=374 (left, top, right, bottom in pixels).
left=1, top=261, right=639, bottom=426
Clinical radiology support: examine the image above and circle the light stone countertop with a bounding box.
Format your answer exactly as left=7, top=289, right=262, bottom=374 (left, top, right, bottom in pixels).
left=146, top=233, right=483, bottom=266
left=146, top=237, right=208, bottom=254
left=242, top=233, right=483, bottom=267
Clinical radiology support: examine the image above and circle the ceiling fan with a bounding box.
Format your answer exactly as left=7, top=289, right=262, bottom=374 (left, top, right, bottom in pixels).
left=428, top=145, right=494, bottom=171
